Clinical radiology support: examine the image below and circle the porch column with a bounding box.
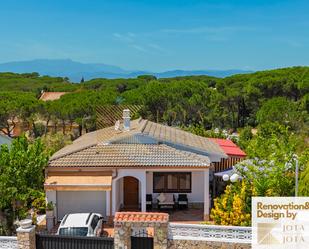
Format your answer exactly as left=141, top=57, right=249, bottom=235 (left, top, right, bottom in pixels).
left=106, top=190, right=110, bottom=216
left=112, top=179, right=117, bottom=215
left=46, top=190, right=56, bottom=230
left=140, top=172, right=147, bottom=212
left=46, top=190, right=57, bottom=218
left=204, top=169, right=210, bottom=221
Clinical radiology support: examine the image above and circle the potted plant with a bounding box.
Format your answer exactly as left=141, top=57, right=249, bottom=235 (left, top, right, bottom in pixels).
left=46, top=201, right=54, bottom=217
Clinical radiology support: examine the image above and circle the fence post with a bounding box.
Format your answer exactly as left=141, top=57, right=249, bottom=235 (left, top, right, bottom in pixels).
left=114, top=212, right=169, bottom=249
left=16, top=220, right=36, bottom=249
left=46, top=213, right=55, bottom=232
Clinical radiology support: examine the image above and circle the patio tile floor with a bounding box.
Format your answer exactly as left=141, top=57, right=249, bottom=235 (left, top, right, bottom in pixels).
left=120, top=207, right=206, bottom=223
left=136, top=207, right=206, bottom=223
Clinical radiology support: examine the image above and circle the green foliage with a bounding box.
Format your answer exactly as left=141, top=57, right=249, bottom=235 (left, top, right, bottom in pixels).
left=33, top=122, right=46, bottom=138
left=299, top=150, right=309, bottom=196
left=0, top=91, right=40, bottom=136
left=41, top=133, right=72, bottom=155
left=137, top=75, right=157, bottom=81
left=31, top=193, right=46, bottom=214
left=0, top=136, right=48, bottom=235
left=183, top=124, right=227, bottom=138
left=235, top=122, right=307, bottom=196
left=46, top=201, right=54, bottom=211
left=0, top=72, right=78, bottom=92
left=256, top=97, right=306, bottom=130
left=238, top=126, right=253, bottom=149
left=0, top=67, right=308, bottom=136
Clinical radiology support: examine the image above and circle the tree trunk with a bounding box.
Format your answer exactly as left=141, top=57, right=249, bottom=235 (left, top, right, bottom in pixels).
left=62, top=120, right=66, bottom=135
left=45, top=118, right=50, bottom=136
left=79, top=124, right=82, bottom=136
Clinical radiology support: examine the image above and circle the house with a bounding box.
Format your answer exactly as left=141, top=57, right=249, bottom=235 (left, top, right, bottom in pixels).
left=39, top=91, right=68, bottom=101
left=210, top=138, right=246, bottom=173
left=210, top=138, right=246, bottom=196
left=44, top=110, right=229, bottom=222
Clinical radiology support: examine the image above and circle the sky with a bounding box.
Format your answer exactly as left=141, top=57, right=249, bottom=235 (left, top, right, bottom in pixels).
left=0, top=0, right=308, bottom=71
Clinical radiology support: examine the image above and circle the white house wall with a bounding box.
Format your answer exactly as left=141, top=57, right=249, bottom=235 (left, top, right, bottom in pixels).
left=146, top=170, right=205, bottom=203
left=46, top=190, right=57, bottom=218
left=111, top=168, right=207, bottom=214
left=114, top=179, right=122, bottom=212
left=112, top=169, right=147, bottom=214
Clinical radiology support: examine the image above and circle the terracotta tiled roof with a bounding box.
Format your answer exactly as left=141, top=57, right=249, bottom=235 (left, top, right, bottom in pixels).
left=39, top=92, right=67, bottom=101
left=51, top=118, right=226, bottom=161
left=209, top=138, right=246, bottom=157
left=49, top=144, right=211, bottom=168
left=114, top=212, right=169, bottom=223
left=51, top=119, right=146, bottom=160
left=142, top=120, right=226, bottom=157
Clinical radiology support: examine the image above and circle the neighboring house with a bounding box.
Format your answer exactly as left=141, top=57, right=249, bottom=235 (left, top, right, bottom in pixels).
left=210, top=138, right=246, bottom=196
left=0, top=134, right=12, bottom=147
left=39, top=91, right=80, bottom=134
left=45, top=110, right=228, bottom=222
left=39, top=91, right=68, bottom=101
left=210, top=138, right=246, bottom=173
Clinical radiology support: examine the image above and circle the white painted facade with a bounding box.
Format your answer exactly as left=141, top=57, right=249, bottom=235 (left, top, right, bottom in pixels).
left=47, top=168, right=210, bottom=221
left=146, top=170, right=205, bottom=203
left=110, top=168, right=210, bottom=218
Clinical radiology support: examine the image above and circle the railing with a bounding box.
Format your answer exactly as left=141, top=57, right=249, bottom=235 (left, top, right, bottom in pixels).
left=168, top=223, right=252, bottom=244
left=0, top=236, right=18, bottom=249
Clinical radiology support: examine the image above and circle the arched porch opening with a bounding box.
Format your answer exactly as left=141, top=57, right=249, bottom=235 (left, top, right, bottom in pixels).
left=112, top=170, right=146, bottom=215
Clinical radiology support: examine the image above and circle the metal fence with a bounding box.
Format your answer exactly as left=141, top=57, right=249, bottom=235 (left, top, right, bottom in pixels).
left=36, top=233, right=114, bottom=249
left=168, top=222, right=252, bottom=244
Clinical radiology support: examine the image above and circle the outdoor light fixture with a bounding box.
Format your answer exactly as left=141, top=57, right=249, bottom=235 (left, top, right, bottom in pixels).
left=230, top=174, right=239, bottom=183
left=222, top=174, right=230, bottom=181
left=222, top=173, right=239, bottom=182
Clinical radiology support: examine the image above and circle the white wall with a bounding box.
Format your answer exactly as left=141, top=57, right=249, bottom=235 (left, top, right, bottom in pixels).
left=111, top=169, right=206, bottom=214
left=114, top=178, right=122, bottom=212
left=112, top=169, right=147, bottom=214
left=146, top=170, right=205, bottom=203
left=46, top=190, right=57, bottom=218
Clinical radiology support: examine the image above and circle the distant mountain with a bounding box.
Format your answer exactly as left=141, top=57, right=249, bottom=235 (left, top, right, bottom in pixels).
left=153, top=69, right=251, bottom=78
left=0, top=59, right=253, bottom=81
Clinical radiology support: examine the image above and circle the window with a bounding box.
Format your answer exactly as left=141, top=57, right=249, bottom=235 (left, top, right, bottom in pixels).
left=91, top=215, right=99, bottom=230
left=59, top=227, right=88, bottom=236
left=153, top=172, right=191, bottom=193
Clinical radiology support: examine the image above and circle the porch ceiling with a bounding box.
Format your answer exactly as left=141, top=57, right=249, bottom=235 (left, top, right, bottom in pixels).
left=44, top=175, right=112, bottom=191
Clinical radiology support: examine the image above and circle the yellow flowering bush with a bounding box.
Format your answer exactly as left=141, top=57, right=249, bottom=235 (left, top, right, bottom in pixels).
left=210, top=180, right=253, bottom=226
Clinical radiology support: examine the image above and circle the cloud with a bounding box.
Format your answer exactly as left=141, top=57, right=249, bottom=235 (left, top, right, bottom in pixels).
left=129, top=44, right=148, bottom=53
left=113, top=32, right=135, bottom=43
left=147, top=43, right=165, bottom=51
left=161, top=26, right=254, bottom=34
left=113, top=32, right=165, bottom=54
left=158, top=25, right=258, bottom=43
left=286, top=41, right=303, bottom=48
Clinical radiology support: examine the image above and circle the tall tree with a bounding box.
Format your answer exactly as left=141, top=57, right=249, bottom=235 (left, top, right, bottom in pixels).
left=0, top=136, right=48, bottom=235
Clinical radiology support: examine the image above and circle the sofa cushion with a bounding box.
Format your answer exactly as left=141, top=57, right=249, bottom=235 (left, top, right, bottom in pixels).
left=165, top=194, right=174, bottom=203
left=157, top=193, right=166, bottom=203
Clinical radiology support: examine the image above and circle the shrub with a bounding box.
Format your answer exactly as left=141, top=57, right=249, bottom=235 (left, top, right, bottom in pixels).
left=32, top=195, right=46, bottom=214
left=211, top=180, right=253, bottom=226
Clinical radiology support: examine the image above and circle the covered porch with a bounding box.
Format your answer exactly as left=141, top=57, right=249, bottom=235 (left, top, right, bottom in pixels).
left=110, top=168, right=210, bottom=221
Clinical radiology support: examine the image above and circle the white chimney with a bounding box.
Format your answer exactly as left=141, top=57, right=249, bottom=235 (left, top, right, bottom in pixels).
left=123, top=109, right=131, bottom=131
